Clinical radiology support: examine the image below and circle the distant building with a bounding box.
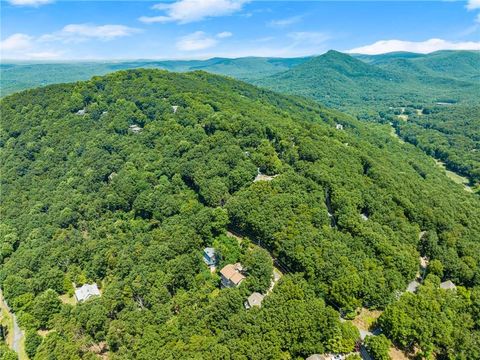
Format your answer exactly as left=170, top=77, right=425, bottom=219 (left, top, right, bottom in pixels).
left=74, top=283, right=100, bottom=302
left=440, top=280, right=456, bottom=291
left=203, top=247, right=217, bottom=267
left=76, top=109, right=86, bottom=116
left=244, top=292, right=265, bottom=309
left=172, top=105, right=179, bottom=114
left=306, top=355, right=329, bottom=360
left=129, top=124, right=142, bottom=133
left=253, top=168, right=278, bottom=182
left=335, top=123, right=343, bottom=130
left=406, top=280, right=420, bottom=293
left=220, top=263, right=245, bottom=288
left=108, top=172, right=117, bottom=182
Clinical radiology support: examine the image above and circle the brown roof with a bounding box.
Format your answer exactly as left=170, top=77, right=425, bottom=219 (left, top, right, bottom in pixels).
left=230, top=272, right=246, bottom=285
left=220, top=264, right=237, bottom=279
left=220, top=263, right=245, bottom=285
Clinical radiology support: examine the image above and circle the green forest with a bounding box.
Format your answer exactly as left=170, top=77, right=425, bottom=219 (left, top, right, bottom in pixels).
left=255, top=50, right=480, bottom=191
left=1, top=69, right=480, bottom=359
left=3, top=50, right=479, bottom=192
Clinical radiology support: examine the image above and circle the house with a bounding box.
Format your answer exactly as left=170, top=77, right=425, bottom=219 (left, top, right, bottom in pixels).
left=108, top=172, right=117, bottom=182
left=74, top=283, right=100, bottom=302
left=335, top=123, right=343, bottom=130
left=253, top=168, right=278, bottom=182
left=76, top=109, right=86, bottom=116
left=172, top=105, right=179, bottom=114
left=129, top=124, right=142, bottom=133
left=203, top=247, right=217, bottom=267
left=220, top=263, right=245, bottom=288
left=306, top=355, right=329, bottom=360
left=440, top=280, right=456, bottom=291
left=406, top=280, right=420, bottom=293
left=244, top=292, right=264, bottom=309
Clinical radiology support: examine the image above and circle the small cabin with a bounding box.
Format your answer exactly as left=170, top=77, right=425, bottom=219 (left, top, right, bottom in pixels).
left=440, top=280, right=456, bottom=291
left=406, top=280, right=420, bottom=293
left=129, top=124, right=142, bottom=134
left=253, top=168, right=278, bottom=182
left=203, top=247, right=217, bottom=267
left=335, top=123, right=343, bottom=130
left=306, top=355, right=329, bottom=360
left=172, top=105, right=179, bottom=114
left=108, top=172, right=117, bottom=182
left=74, top=283, right=100, bottom=303
left=76, top=109, right=86, bottom=116
left=244, top=292, right=264, bottom=309
left=220, top=263, right=245, bottom=288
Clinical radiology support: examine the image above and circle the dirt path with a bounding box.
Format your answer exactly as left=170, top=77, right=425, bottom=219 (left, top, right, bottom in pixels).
left=0, top=288, right=27, bottom=358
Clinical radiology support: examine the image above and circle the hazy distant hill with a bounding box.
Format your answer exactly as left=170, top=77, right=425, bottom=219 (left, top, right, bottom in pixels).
left=256, top=50, right=480, bottom=113
left=0, top=57, right=310, bottom=97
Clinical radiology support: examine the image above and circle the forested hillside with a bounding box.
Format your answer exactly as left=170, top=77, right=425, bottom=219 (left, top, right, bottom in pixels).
left=0, top=57, right=309, bottom=97
left=1, top=70, right=480, bottom=359
left=256, top=50, right=480, bottom=190
left=256, top=50, right=480, bottom=113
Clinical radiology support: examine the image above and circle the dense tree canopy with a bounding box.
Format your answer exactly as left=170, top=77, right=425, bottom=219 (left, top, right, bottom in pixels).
left=1, top=69, right=479, bottom=358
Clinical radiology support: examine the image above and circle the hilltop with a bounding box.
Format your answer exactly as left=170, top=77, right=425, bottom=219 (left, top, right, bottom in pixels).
left=1, top=70, right=479, bottom=358
left=256, top=50, right=480, bottom=112
left=0, top=57, right=310, bottom=97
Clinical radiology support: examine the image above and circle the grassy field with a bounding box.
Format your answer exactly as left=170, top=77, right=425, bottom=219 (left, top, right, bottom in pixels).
left=434, top=159, right=473, bottom=192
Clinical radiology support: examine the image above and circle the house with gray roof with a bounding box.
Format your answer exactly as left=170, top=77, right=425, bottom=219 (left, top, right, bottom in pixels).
left=244, top=292, right=264, bottom=309
left=74, top=283, right=100, bottom=302
left=203, top=247, right=217, bottom=267
left=440, top=280, right=456, bottom=291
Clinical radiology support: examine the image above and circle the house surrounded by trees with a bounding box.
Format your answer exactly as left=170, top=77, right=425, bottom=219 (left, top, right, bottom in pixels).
left=74, top=283, right=101, bottom=302
left=220, top=263, right=245, bottom=288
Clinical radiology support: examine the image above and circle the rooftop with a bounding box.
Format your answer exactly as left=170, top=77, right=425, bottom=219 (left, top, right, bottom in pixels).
left=220, top=263, right=245, bottom=285
left=204, top=247, right=215, bottom=258
left=246, top=292, right=264, bottom=308
left=75, top=283, right=100, bottom=302
left=440, top=280, right=456, bottom=290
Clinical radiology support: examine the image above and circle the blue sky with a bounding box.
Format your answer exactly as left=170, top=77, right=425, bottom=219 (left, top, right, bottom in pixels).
left=1, top=0, right=480, bottom=60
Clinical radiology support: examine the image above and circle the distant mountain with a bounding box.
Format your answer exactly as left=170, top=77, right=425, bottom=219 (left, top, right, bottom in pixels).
left=255, top=50, right=480, bottom=113
left=255, top=50, right=409, bottom=111
left=0, top=56, right=310, bottom=97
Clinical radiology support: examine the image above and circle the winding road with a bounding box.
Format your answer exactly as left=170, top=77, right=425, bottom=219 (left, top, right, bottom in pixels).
left=0, top=288, right=24, bottom=355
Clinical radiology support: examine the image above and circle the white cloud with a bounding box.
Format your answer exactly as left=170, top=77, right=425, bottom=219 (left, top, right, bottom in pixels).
left=216, top=31, right=232, bottom=38
left=0, top=33, right=33, bottom=52
left=8, top=0, right=53, bottom=6
left=348, top=38, right=480, bottom=54
left=288, top=32, right=330, bottom=45
left=40, top=24, right=141, bottom=43
left=466, top=0, right=480, bottom=10
left=139, top=0, right=248, bottom=24
left=1, top=24, right=140, bottom=60
left=268, top=15, right=302, bottom=27
left=176, top=31, right=218, bottom=51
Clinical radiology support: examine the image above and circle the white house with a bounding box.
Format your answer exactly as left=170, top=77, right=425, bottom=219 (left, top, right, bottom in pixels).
left=75, top=283, right=101, bottom=302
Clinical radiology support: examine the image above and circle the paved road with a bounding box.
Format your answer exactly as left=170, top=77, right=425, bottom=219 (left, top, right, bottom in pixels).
left=0, top=288, right=24, bottom=354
